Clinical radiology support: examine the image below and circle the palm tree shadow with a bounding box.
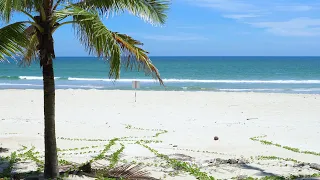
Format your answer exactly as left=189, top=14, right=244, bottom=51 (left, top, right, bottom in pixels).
left=0, top=147, right=11, bottom=178
left=239, top=164, right=279, bottom=177
left=0, top=147, right=9, bottom=153
left=1, top=147, right=43, bottom=180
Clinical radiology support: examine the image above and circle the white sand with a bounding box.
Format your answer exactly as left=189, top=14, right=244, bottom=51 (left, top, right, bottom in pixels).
left=1, top=90, right=320, bottom=179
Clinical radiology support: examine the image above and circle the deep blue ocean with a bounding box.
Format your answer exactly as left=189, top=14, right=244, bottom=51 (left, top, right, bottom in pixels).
left=1, top=57, right=320, bottom=93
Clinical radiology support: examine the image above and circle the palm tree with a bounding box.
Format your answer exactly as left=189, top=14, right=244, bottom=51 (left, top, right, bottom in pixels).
left=0, top=0, right=168, bottom=178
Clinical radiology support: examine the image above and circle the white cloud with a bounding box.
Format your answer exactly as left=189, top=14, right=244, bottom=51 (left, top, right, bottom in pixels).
left=223, top=14, right=259, bottom=20
left=275, top=5, right=313, bottom=12
left=192, top=0, right=258, bottom=13
left=191, top=0, right=316, bottom=13
left=250, top=18, right=320, bottom=36
left=176, top=26, right=205, bottom=29
left=188, top=0, right=320, bottom=36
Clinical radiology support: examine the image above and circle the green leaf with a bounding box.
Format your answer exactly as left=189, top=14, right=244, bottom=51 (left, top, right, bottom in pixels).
left=55, top=5, right=163, bottom=84
left=0, top=0, right=39, bottom=22
left=22, top=33, right=39, bottom=65
left=0, top=22, right=28, bottom=62
left=76, top=0, right=169, bottom=25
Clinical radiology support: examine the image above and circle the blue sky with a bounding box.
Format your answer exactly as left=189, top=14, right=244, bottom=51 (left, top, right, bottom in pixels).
left=8, top=0, right=320, bottom=56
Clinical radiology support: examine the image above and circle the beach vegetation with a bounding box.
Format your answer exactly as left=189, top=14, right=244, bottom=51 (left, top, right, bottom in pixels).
left=18, top=146, right=44, bottom=171
left=235, top=173, right=320, bottom=180
left=2, top=128, right=320, bottom=179
left=256, top=156, right=299, bottom=163
left=136, top=141, right=215, bottom=180
left=57, top=136, right=109, bottom=142
left=282, top=146, right=300, bottom=153
left=91, top=138, right=118, bottom=163
left=260, top=140, right=273, bottom=145
left=0, top=152, right=17, bottom=178
left=108, top=143, right=125, bottom=169
left=250, top=136, right=320, bottom=157
left=0, top=0, right=168, bottom=179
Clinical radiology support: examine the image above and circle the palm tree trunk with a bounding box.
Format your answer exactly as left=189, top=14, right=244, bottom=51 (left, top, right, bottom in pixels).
left=43, top=62, right=58, bottom=179
left=38, top=0, right=58, bottom=178
left=37, top=0, right=58, bottom=176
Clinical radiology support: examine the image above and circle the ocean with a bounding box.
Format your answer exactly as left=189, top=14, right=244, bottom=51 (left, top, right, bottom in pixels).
left=0, top=56, right=320, bottom=94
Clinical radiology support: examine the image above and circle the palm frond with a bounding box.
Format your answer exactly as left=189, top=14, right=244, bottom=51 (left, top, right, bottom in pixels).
left=22, top=33, right=39, bottom=65
left=55, top=5, right=163, bottom=84
left=0, top=22, right=28, bottom=62
left=96, top=164, right=159, bottom=180
left=23, top=0, right=42, bottom=12
left=0, top=0, right=22, bottom=22
left=76, top=0, right=169, bottom=25
left=112, top=33, right=163, bottom=84
left=0, top=0, right=38, bottom=22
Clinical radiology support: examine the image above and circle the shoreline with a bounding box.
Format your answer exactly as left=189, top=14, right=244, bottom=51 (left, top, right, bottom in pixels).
left=0, top=88, right=320, bottom=95
left=1, top=90, right=320, bottom=179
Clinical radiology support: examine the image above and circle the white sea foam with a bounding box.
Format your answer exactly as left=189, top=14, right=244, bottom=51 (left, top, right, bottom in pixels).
left=68, top=77, right=117, bottom=81
left=219, top=89, right=283, bottom=92
left=219, top=88, right=320, bottom=93
left=0, top=83, right=103, bottom=89
left=56, top=85, right=104, bottom=89
left=19, top=76, right=60, bottom=80
left=0, top=83, right=42, bottom=87
left=291, top=88, right=320, bottom=92
left=10, top=76, right=320, bottom=84
left=68, top=78, right=320, bottom=84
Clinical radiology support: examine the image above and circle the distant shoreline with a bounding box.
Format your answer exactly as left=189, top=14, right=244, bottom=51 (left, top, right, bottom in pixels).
left=0, top=89, right=319, bottom=96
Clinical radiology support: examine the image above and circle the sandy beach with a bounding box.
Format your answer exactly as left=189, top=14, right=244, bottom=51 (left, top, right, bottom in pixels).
left=1, top=90, right=320, bottom=179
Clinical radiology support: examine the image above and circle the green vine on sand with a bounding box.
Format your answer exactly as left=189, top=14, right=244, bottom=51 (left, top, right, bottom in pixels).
left=91, top=138, right=119, bottom=163
left=61, top=138, right=119, bottom=177
left=256, top=156, right=299, bottom=163
left=233, top=173, right=320, bottom=180
left=136, top=141, right=215, bottom=180
left=108, top=143, right=125, bottom=169
left=57, top=137, right=108, bottom=142
left=59, top=149, right=102, bottom=156
left=58, top=159, right=72, bottom=166
left=57, top=145, right=100, bottom=152
left=125, top=124, right=168, bottom=138
left=18, top=147, right=44, bottom=171
left=17, top=145, right=28, bottom=152
left=173, top=147, right=227, bottom=156
left=250, top=136, right=320, bottom=156
left=125, top=124, right=165, bottom=132
left=153, top=130, right=168, bottom=137
left=134, top=139, right=163, bottom=144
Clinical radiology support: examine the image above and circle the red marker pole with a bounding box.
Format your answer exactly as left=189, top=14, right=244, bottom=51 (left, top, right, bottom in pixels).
left=132, top=81, right=140, bottom=102
left=135, top=81, right=137, bottom=102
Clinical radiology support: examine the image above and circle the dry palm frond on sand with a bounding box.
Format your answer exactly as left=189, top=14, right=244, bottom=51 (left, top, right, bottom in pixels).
left=60, top=164, right=158, bottom=180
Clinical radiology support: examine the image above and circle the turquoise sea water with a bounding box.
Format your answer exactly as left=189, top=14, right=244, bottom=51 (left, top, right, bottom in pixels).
left=0, top=56, right=320, bottom=93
